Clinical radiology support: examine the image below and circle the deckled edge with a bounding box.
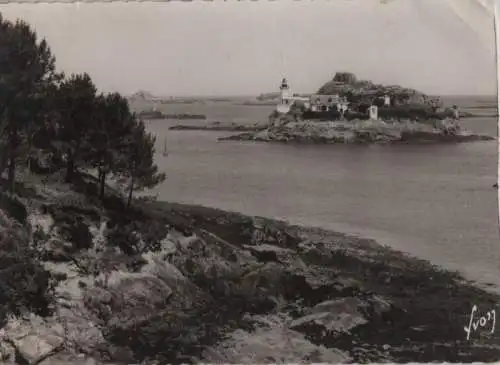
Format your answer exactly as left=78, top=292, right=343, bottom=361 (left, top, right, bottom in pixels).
left=495, top=0, right=500, bottom=234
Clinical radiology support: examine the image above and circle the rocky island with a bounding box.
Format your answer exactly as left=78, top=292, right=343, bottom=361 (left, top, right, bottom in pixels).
left=220, top=119, right=494, bottom=144
left=220, top=73, right=496, bottom=144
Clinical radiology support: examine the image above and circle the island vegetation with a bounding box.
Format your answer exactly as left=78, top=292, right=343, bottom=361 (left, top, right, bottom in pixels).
left=1, top=14, right=500, bottom=365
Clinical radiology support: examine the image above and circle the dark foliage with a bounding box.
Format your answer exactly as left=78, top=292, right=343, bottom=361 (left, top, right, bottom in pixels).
left=377, top=105, right=446, bottom=121
left=302, top=109, right=342, bottom=121
left=0, top=15, right=61, bottom=193
left=0, top=227, right=54, bottom=324
left=0, top=14, right=166, bottom=209
left=52, top=213, right=93, bottom=251
left=0, top=193, right=27, bottom=224
left=345, top=111, right=370, bottom=121
left=106, top=223, right=141, bottom=255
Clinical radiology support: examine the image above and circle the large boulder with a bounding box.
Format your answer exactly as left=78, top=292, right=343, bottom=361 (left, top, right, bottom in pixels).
left=12, top=333, right=64, bottom=365
left=167, top=231, right=257, bottom=297
left=84, top=271, right=175, bottom=326
left=0, top=315, right=65, bottom=365
left=289, top=295, right=393, bottom=339
left=290, top=297, right=369, bottom=335
left=202, top=313, right=352, bottom=363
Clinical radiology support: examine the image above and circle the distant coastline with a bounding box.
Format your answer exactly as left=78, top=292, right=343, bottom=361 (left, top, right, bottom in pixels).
left=137, top=110, right=207, bottom=120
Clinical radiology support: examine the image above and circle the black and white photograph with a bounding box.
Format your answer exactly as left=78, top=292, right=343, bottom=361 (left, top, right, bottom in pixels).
left=0, top=0, right=499, bottom=363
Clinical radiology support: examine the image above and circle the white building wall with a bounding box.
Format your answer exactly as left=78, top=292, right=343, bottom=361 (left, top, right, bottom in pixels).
left=369, top=105, right=378, bottom=120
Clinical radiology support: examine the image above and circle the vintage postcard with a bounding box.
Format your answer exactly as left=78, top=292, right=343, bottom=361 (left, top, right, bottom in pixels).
left=0, top=0, right=498, bottom=364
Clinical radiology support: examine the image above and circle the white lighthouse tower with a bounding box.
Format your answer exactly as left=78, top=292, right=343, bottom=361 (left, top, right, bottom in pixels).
left=276, top=78, right=292, bottom=114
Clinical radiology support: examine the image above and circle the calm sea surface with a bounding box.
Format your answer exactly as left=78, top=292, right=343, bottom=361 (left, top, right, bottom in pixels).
left=143, top=100, right=500, bottom=291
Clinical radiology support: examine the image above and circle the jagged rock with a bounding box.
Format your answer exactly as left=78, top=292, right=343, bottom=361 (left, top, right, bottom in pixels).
left=0, top=341, right=15, bottom=363
left=39, top=352, right=99, bottom=365
left=290, top=297, right=369, bottom=335
left=1, top=316, right=65, bottom=365
left=243, top=243, right=295, bottom=264
left=166, top=231, right=258, bottom=298
left=235, top=262, right=297, bottom=311
left=84, top=272, right=174, bottom=327
left=55, top=305, right=106, bottom=354
left=250, top=219, right=299, bottom=248
left=140, top=257, right=210, bottom=309
left=12, top=333, right=64, bottom=365
left=366, top=295, right=393, bottom=316
left=202, top=313, right=352, bottom=363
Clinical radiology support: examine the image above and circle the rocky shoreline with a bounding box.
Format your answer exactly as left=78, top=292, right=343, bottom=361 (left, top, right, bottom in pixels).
left=219, top=119, right=495, bottom=144
left=0, top=173, right=499, bottom=364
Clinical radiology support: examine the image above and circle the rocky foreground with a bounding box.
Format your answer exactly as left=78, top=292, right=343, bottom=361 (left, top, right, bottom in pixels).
left=219, top=119, right=495, bottom=144
left=0, top=173, right=499, bottom=365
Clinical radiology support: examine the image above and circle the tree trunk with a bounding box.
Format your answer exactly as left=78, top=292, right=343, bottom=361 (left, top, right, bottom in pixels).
left=65, top=157, right=74, bottom=183
left=65, top=141, right=81, bottom=183
left=127, top=177, right=134, bottom=209
left=99, top=169, right=107, bottom=200
left=7, top=154, right=15, bottom=194
left=0, top=146, right=8, bottom=181
left=7, top=128, right=17, bottom=194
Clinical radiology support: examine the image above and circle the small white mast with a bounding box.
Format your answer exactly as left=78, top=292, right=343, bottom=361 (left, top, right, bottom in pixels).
left=162, top=136, right=168, bottom=156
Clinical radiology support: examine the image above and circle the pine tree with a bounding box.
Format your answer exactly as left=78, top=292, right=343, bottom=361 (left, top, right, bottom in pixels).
left=0, top=15, right=59, bottom=193
left=52, top=73, right=97, bottom=183
left=88, top=92, right=133, bottom=199
left=117, top=118, right=165, bottom=208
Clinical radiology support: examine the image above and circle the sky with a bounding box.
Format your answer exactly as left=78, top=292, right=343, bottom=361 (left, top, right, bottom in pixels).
left=0, top=0, right=496, bottom=97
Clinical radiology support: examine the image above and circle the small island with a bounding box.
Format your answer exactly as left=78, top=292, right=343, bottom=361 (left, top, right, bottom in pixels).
left=220, top=73, right=495, bottom=144
left=169, top=121, right=268, bottom=132
left=138, top=110, right=207, bottom=120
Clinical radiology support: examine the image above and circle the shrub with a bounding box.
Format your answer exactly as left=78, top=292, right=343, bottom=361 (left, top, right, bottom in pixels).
left=52, top=210, right=93, bottom=251
left=68, top=217, right=93, bottom=250
left=136, top=220, right=168, bottom=252
left=105, top=216, right=168, bottom=255
left=377, top=105, right=445, bottom=121
left=345, top=111, right=369, bottom=121
left=0, top=193, right=27, bottom=224
left=0, top=228, right=54, bottom=324
left=302, top=109, right=342, bottom=121
left=106, top=223, right=141, bottom=255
